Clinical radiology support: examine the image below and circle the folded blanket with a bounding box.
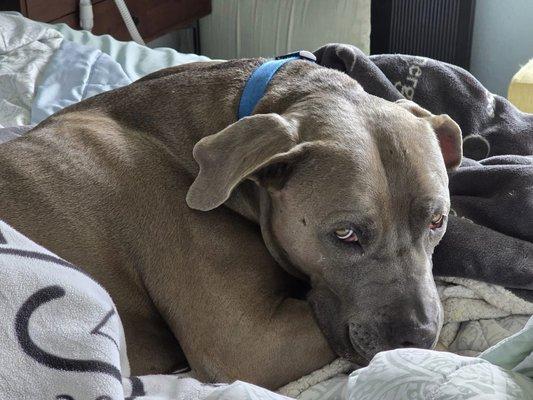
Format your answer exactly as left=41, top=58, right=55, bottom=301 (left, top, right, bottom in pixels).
left=371, top=54, right=533, bottom=158
left=436, top=277, right=533, bottom=355
left=347, top=345, right=533, bottom=399
left=0, top=221, right=128, bottom=399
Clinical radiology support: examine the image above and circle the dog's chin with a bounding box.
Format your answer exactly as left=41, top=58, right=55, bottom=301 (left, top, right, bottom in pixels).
left=342, top=348, right=370, bottom=367
left=345, top=340, right=373, bottom=367
left=324, top=326, right=373, bottom=367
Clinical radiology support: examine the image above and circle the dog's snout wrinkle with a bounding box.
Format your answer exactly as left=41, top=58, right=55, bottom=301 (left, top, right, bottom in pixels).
left=357, top=277, right=402, bottom=292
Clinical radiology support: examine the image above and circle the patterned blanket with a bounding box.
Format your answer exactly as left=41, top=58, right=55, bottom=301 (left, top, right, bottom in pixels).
left=0, top=220, right=293, bottom=399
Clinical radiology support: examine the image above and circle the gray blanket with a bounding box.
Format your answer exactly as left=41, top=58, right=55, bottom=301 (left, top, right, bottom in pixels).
left=314, top=44, right=533, bottom=295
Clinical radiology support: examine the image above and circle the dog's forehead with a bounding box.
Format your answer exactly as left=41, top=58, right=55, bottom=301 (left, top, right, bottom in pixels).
left=285, top=94, right=449, bottom=215
left=291, top=92, right=437, bottom=147
left=287, top=130, right=449, bottom=223
left=357, top=99, right=448, bottom=183
left=302, top=108, right=446, bottom=184
left=289, top=96, right=362, bottom=141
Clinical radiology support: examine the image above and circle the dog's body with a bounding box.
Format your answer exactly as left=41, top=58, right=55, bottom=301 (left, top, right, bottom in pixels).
left=0, top=59, right=461, bottom=388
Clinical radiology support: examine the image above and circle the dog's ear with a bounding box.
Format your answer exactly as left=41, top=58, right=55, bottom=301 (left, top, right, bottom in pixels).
left=396, top=99, right=462, bottom=170
left=186, top=113, right=305, bottom=211
left=428, top=114, right=463, bottom=170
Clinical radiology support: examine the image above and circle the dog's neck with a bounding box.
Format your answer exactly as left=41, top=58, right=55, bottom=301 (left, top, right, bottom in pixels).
left=223, top=182, right=308, bottom=280
left=224, top=181, right=261, bottom=223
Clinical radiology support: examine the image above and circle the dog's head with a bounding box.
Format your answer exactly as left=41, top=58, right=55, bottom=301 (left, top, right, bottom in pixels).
left=186, top=87, right=461, bottom=364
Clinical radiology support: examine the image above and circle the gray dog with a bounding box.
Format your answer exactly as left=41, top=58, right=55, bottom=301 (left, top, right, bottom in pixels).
left=0, top=58, right=461, bottom=389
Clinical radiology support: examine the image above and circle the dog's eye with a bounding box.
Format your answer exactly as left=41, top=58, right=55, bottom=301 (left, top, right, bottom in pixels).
left=335, top=228, right=358, bottom=242
left=429, top=213, right=444, bottom=230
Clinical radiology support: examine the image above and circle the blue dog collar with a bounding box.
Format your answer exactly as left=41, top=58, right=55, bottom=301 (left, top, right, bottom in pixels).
left=237, top=50, right=317, bottom=119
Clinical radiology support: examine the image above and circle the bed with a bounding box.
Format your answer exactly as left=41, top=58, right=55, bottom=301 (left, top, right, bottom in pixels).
left=1, top=11, right=533, bottom=400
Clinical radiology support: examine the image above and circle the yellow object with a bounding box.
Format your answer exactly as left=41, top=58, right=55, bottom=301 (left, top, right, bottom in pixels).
left=508, top=58, right=533, bottom=113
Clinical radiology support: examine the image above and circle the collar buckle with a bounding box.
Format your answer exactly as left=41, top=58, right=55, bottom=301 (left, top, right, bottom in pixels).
left=275, top=50, right=317, bottom=62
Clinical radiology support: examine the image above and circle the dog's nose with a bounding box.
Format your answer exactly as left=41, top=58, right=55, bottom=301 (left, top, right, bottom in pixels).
left=347, top=319, right=439, bottom=362
left=387, top=322, right=438, bottom=350
left=383, top=284, right=442, bottom=350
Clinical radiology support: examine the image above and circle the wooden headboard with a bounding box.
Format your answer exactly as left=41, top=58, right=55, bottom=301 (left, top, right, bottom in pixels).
left=2, top=0, right=211, bottom=43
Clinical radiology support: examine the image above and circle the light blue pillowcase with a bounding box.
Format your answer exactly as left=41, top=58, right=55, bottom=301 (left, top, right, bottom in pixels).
left=49, top=22, right=210, bottom=82
left=32, top=22, right=211, bottom=124
left=31, top=40, right=131, bottom=124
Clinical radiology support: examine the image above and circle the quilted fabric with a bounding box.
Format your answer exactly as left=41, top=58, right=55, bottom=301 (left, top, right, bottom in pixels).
left=347, top=348, right=533, bottom=399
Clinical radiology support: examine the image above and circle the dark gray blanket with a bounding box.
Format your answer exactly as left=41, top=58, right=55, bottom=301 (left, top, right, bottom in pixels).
left=314, top=44, right=533, bottom=293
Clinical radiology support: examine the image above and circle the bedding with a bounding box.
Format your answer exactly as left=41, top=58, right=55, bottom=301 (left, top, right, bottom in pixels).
left=1, top=213, right=533, bottom=400
left=0, top=125, right=34, bottom=144
left=0, top=12, right=209, bottom=128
